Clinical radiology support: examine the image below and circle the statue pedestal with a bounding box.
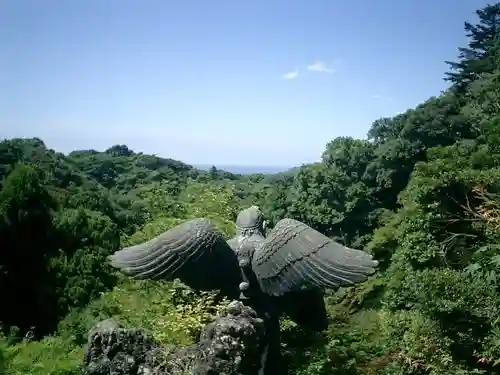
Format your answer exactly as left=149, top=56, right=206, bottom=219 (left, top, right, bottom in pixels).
left=83, top=301, right=267, bottom=375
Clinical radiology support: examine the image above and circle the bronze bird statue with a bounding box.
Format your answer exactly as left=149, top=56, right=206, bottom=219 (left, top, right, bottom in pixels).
left=108, top=205, right=379, bottom=374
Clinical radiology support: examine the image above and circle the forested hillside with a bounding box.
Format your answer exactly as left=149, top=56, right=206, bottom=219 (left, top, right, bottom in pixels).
left=1, top=4, right=500, bottom=374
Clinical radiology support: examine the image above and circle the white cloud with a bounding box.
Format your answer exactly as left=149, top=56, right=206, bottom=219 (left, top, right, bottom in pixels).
left=282, top=69, right=299, bottom=80
left=307, top=61, right=335, bottom=74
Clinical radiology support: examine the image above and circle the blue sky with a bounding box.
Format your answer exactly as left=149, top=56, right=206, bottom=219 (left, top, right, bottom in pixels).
left=0, top=0, right=493, bottom=166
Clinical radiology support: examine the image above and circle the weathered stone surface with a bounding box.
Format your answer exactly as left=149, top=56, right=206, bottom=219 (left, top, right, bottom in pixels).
left=194, top=301, right=265, bottom=375
left=83, top=301, right=265, bottom=375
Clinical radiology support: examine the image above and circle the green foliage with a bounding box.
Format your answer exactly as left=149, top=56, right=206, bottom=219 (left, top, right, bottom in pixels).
left=67, top=145, right=194, bottom=192
left=57, top=279, right=229, bottom=347
left=445, top=3, right=500, bottom=91
left=0, top=163, right=60, bottom=335
left=0, top=334, right=83, bottom=375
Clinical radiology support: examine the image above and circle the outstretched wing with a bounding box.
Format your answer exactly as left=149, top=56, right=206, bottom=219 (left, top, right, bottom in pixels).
left=108, top=218, right=242, bottom=298
left=252, top=218, right=378, bottom=297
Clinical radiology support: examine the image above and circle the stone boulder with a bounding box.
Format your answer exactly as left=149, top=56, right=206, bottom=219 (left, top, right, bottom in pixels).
left=83, top=301, right=266, bottom=375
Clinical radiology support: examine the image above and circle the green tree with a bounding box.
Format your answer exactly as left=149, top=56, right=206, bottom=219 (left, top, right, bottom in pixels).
left=445, top=3, right=500, bottom=91
left=0, top=163, right=59, bottom=336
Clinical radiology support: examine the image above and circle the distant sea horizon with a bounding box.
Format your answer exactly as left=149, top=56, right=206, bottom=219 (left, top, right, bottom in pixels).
left=194, top=164, right=294, bottom=175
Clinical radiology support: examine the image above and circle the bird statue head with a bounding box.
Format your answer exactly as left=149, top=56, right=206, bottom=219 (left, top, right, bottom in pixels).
left=236, top=205, right=265, bottom=235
